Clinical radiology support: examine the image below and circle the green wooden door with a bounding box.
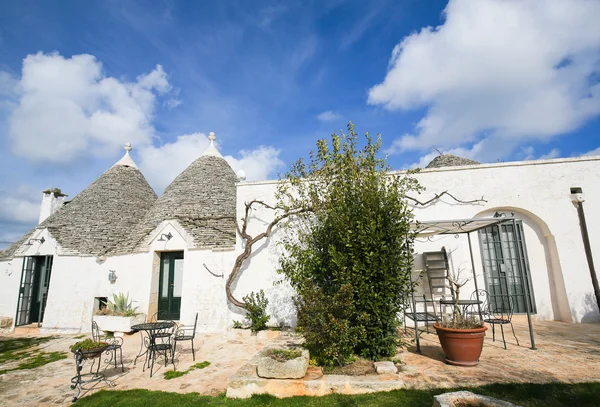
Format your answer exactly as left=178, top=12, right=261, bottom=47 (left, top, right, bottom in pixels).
left=158, top=252, right=184, bottom=320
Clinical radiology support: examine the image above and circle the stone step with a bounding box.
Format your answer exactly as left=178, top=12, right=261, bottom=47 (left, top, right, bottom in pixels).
left=14, top=324, right=41, bottom=335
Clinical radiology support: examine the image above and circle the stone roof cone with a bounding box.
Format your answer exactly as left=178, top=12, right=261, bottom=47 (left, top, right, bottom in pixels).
left=119, top=132, right=237, bottom=252
left=0, top=144, right=157, bottom=260
left=426, top=154, right=480, bottom=168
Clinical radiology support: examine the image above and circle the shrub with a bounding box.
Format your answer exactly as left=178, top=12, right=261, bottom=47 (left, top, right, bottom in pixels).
left=243, top=290, right=270, bottom=332
left=295, top=283, right=365, bottom=367
left=278, top=123, right=419, bottom=364
left=232, top=320, right=245, bottom=329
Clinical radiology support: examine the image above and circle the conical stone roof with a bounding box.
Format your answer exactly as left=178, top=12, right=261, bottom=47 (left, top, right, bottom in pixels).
left=426, top=154, right=480, bottom=169
left=0, top=146, right=157, bottom=260
left=118, top=134, right=237, bottom=253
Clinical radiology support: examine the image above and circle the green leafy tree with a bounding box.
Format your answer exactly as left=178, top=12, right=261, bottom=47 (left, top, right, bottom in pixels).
left=277, top=122, right=421, bottom=362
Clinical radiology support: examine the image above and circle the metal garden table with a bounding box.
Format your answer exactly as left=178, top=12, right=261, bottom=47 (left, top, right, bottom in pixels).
left=131, top=321, right=175, bottom=373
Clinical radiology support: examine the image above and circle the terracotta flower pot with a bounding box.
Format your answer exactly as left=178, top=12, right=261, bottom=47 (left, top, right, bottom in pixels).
left=433, top=324, right=487, bottom=366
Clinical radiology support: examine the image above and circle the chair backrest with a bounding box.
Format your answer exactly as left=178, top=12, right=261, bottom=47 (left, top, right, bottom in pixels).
left=91, top=320, right=101, bottom=342
left=488, top=294, right=515, bottom=321
left=470, top=289, right=490, bottom=318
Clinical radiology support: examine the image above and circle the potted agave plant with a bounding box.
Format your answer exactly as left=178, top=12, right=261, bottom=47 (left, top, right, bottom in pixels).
left=93, top=292, right=146, bottom=336
left=433, top=266, right=487, bottom=366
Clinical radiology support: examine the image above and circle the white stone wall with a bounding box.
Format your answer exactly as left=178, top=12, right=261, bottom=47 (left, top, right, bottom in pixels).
left=235, top=156, right=600, bottom=324
left=1, top=156, right=597, bottom=332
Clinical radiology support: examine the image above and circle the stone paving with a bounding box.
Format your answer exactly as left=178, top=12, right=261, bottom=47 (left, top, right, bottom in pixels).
left=0, top=329, right=284, bottom=406
left=399, top=317, right=600, bottom=389
left=1, top=319, right=599, bottom=405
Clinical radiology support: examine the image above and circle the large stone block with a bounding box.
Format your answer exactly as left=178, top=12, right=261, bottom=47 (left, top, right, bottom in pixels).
left=374, top=361, right=397, bottom=374
left=257, top=348, right=309, bottom=379
left=0, top=317, right=13, bottom=328
left=432, top=391, right=522, bottom=407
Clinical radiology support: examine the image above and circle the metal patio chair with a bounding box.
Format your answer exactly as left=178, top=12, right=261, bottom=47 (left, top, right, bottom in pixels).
left=91, top=320, right=124, bottom=372
left=480, top=291, right=520, bottom=349
left=173, top=313, right=198, bottom=363
left=147, top=321, right=176, bottom=377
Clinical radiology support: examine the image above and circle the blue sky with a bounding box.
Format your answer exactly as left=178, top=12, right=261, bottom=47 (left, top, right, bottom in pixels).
left=1, top=0, right=599, bottom=248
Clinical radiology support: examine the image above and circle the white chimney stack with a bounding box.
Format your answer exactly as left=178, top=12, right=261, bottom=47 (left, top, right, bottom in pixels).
left=39, top=188, right=67, bottom=224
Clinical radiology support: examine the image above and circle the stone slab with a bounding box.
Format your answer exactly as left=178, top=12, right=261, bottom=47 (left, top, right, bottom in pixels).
left=432, top=391, right=522, bottom=407
left=374, top=361, right=397, bottom=374
left=257, top=349, right=309, bottom=379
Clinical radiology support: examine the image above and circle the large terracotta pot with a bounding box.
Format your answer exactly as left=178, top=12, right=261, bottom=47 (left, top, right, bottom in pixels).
left=433, top=324, right=487, bottom=367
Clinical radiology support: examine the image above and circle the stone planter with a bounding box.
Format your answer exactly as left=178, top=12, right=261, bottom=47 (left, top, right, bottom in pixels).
left=93, top=314, right=146, bottom=335
left=257, top=348, right=309, bottom=379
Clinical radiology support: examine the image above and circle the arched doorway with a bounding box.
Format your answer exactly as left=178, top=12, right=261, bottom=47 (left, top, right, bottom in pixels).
left=475, top=207, right=572, bottom=322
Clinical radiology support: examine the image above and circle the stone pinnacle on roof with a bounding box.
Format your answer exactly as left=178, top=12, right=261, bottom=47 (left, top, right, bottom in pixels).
left=426, top=154, right=480, bottom=169
left=113, top=143, right=139, bottom=168
left=203, top=132, right=223, bottom=158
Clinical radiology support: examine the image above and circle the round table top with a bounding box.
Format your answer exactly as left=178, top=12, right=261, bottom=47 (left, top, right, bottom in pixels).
left=131, top=321, right=175, bottom=331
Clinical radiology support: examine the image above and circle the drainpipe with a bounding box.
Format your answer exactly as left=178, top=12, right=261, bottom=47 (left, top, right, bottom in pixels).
left=570, top=187, right=600, bottom=314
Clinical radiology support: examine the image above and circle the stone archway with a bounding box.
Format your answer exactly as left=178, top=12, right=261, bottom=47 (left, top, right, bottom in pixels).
left=475, top=207, right=572, bottom=322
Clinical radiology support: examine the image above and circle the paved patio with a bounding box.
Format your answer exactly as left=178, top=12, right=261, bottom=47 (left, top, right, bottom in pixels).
left=1, top=319, right=599, bottom=405
left=400, top=317, right=600, bottom=389
left=0, top=329, right=287, bottom=406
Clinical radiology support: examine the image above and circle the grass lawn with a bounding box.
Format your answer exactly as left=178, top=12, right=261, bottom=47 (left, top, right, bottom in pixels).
left=75, top=382, right=600, bottom=407
left=0, top=336, right=67, bottom=375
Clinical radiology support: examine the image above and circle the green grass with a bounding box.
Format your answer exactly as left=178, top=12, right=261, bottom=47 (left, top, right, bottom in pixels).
left=74, top=382, right=600, bottom=407
left=0, top=336, right=66, bottom=375
left=164, top=361, right=211, bottom=380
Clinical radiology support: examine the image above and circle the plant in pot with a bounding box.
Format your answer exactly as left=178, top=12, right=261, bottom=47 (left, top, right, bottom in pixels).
left=70, top=338, right=108, bottom=359
left=433, top=265, right=487, bottom=367
left=93, top=292, right=146, bottom=335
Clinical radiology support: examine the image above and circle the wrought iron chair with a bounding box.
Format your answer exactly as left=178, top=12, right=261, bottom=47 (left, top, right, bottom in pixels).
left=468, top=289, right=489, bottom=320
left=147, top=321, right=176, bottom=377
left=91, top=320, right=124, bottom=372
left=479, top=290, right=520, bottom=349
left=173, top=313, right=198, bottom=363
left=151, top=311, right=178, bottom=343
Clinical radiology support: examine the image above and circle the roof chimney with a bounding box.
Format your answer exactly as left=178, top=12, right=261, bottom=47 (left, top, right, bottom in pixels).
left=39, top=188, right=67, bottom=224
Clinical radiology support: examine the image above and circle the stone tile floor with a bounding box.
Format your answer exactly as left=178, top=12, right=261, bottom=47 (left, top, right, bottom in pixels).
left=0, top=330, right=284, bottom=406
left=399, top=317, right=600, bottom=389
left=1, top=318, right=599, bottom=405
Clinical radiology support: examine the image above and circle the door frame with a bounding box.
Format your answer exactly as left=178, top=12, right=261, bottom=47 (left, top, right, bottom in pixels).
left=478, top=220, right=536, bottom=314
left=158, top=251, right=184, bottom=320
left=15, top=255, right=54, bottom=327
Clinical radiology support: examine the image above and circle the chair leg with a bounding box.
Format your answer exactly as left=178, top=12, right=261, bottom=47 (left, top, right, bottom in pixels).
left=114, top=349, right=118, bottom=369
left=510, top=322, right=520, bottom=346
left=500, top=324, right=507, bottom=350
left=119, top=347, right=124, bottom=372
left=150, top=349, right=155, bottom=377
left=172, top=341, right=177, bottom=366
left=191, top=339, right=195, bottom=362
left=491, top=324, right=496, bottom=341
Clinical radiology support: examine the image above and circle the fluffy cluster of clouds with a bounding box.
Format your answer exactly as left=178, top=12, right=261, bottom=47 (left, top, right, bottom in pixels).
left=0, top=52, right=284, bottom=247
left=369, top=0, right=600, bottom=162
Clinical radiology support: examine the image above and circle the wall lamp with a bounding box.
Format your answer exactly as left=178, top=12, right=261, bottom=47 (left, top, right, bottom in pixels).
left=25, top=237, right=45, bottom=246
left=157, top=232, right=173, bottom=242
left=108, top=270, right=117, bottom=283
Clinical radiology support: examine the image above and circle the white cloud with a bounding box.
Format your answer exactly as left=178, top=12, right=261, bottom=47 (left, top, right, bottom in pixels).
left=138, top=133, right=284, bottom=192
left=369, top=0, right=600, bottom=160
left=317, top=110, right=342, bottom=122
left=224, top=146, right=284, bottom=182
left=583, top=147, right=600, bottom=156
left=6, top=52, right=171, bottom=162
left=539, top=148, right=561, bottom=160
left=521, top=146, right=561, bottom=160
left=0, top=186, right=40, bottom=224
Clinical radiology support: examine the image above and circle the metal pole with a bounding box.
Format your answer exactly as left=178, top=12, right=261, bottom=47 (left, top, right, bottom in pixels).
left=467, top=233, right=482, bottom=320
left=512, top=218, right=536, bottom=350
left=575, top=201, right=600, bottom=313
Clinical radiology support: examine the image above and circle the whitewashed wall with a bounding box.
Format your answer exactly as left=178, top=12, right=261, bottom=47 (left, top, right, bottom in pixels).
left=236, top=156, right=600, bottom=324
left=1, top=156, right=597, bottom=332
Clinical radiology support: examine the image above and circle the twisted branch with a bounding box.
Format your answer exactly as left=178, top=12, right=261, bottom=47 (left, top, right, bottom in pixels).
left=406, top=190, right=486, bottom=206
